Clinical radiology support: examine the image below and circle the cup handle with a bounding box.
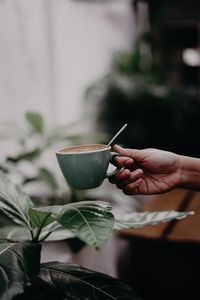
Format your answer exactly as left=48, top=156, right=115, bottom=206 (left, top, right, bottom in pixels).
left=105, top=152, right=121, bottom=178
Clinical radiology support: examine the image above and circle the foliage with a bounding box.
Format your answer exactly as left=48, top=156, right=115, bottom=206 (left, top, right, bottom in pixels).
left=0, top=112, right=108, bottom=205
left=0, top=112, right=194, bottom=299
left=0, top=242, right=139, bottom=300
left=85, top=36, right=200, bottom=157
left=0, top=172, right=193, bottom=247
left=0, top=165, right=194, bottom=299
left=0, top=242, right=41, bottom=300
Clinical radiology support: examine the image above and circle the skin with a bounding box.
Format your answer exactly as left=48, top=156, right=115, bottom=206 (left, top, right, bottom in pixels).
left=109, top=145, right=200, bottom=195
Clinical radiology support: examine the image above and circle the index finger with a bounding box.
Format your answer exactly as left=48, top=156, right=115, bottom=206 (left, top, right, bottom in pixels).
left=113, top=156, right=134, bottom=168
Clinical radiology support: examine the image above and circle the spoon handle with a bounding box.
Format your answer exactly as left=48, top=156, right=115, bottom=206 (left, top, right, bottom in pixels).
left=107, top=123, right=127, bottom=147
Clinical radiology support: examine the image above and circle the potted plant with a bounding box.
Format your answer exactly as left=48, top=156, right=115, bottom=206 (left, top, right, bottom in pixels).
left=0, top=171, right=192, bottom=299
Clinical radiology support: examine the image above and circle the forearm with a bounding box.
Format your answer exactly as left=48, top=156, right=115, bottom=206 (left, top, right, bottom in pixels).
left=178, top=155, right=200, bottom=191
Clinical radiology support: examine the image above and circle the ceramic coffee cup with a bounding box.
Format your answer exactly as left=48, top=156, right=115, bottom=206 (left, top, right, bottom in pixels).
left=55, top=144, right=120, bottom=190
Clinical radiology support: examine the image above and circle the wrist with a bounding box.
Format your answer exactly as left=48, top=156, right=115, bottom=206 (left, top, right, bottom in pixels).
left=174, top=154, right=185, bottom=188
left=177, top=155, right=187, bottom=188
left=178, top=155, right=200, bottom=190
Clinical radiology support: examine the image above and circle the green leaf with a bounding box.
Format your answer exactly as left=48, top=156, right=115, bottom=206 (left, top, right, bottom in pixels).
left=28, top=207, right=71, bottom=242
left=28, top=208, right=55, bottom=229
left=39, top=224, right=75, bottom=241
left=32, top=201, right=115, bottom=249
left=25, top=111, right=44, bottom=134
left=0, top=242, right=41, bottom=300
left=55, top=201, right=114, bottom=250
left=0, top=173, right=34, bottom=228
left=114, top=210, right=194, bottom=229
left=39, top=262, right=141, bottom=300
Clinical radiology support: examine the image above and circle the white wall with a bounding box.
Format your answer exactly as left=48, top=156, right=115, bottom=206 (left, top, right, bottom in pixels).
left=0, top=0, right=135, bottom=130
left=0, top=0, right=136, bottom=276
left=0, top=1, right=53, bottom=126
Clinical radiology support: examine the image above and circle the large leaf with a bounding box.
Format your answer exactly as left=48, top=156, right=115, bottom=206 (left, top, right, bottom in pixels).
left=25, top=111, right=44, bottom=134
left=0, top=173, right=34, bottom=228
left=31, top=201, right=115, bottom=249
left=28, top=208, right=60, bottom=242
left=114, top=210, right=194, bottom=229
left=56, top=201, right=114, bottom=249
left=54, top=201, right=114, bottom=250
left=39, top=262, right=141, bottom=300
left=0, top=242, right=41, bottom=300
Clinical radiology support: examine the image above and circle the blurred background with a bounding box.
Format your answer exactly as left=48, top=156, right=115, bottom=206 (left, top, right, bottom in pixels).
left=0, top=0, right=134, bottom=197
left=1, top=0, right=200, bottom=299
left=0, top=0, right=133, bottom=127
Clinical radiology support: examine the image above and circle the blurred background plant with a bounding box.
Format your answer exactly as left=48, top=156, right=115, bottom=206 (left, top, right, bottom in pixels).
left=86, top=30, right=200, bottom=157
left=0, top=111, right=111, bottom=206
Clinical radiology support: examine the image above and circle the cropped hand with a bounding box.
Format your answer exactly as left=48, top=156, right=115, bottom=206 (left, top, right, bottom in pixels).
left=109, top=145, right=182, bottom=195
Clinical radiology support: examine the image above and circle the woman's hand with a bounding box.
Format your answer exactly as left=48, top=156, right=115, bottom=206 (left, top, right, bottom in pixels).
left=109, top=145, right=182, bottom=195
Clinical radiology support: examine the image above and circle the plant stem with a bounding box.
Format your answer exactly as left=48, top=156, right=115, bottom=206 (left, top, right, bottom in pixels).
left=32, top=214, right=52, bottom=242
left=39, top=231, right=53, bottom=242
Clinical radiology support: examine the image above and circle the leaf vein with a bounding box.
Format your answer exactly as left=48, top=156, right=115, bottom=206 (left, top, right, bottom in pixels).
left=41, top=267, right=118, bottom=300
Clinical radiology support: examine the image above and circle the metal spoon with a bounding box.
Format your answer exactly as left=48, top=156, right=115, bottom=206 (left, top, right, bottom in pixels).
left=106, top=123, right=127, bottom=147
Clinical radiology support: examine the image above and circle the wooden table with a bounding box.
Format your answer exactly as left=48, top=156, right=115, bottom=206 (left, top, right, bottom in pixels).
left=119, top=188, right=200, bottom=242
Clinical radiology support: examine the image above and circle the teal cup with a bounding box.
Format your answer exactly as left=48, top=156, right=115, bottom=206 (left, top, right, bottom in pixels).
left=55, top=144, right=120, bottom=190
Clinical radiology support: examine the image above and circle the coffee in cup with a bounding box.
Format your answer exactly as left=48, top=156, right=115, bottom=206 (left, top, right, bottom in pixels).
left=56, top=144, right=120, bottom=190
